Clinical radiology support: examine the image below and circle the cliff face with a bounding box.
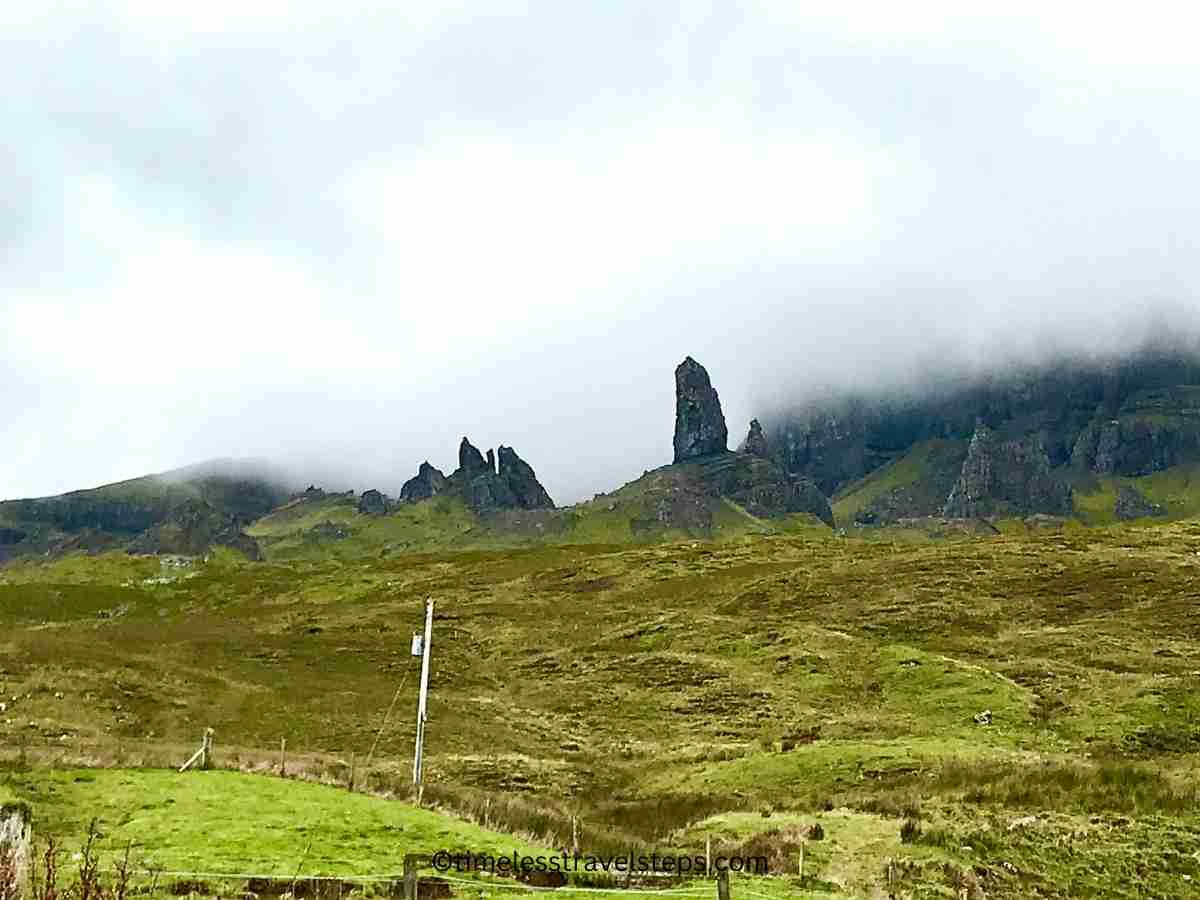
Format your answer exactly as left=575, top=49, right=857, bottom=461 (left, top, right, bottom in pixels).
left=943, top=425, right=1073, bottom=518
left=1070, top=386, right=1200, bottom=475
left=764, top=348, right=1200, bottom=521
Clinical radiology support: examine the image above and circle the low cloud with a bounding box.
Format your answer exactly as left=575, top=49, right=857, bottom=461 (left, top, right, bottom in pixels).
left=3, top=3, right=1199, bottom=503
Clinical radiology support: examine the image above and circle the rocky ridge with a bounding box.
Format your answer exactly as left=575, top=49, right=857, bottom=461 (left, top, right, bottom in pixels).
left=766, top=347, right=1200, bottom=523
left=662, top=357, right=834, bottom=527
left=398, top=437, right=555, bottom=514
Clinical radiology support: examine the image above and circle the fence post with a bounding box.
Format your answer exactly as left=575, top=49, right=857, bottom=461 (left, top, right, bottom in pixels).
left=200, top=728, right=213, bottom=770
left=705, top=835, right=711, bottom=877
left=716, top=867, right=730, bottom=900
left=402, top=854, right=418, bottom=900
left=279, top=738, right=287, bottom=777
left=571, top=815, right=579, bottom=855
left=1, top=803, right=32, bottom=899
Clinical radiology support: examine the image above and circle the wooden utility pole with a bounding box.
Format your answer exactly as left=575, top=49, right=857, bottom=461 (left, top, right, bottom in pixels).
left=412, top=599, right=434, bottom=788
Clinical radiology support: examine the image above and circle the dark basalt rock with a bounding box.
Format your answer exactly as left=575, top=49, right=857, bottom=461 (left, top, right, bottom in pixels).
left=0, top=527, right=27, bottom=545
left=497, top=446, right=555, bottom=509
left=458, top=437, right=489, bottom=475
left=437, top=437, right=555, bottom=513
left=357, top=489, right=388, bottom=515
left=400, top=462, right=449, bottom=503
left=765, top=348, right=1200, bottom=500
left=943, top=424, right=1072, bottom=518
left=125, top=498, right=262, bottom=560
left=691, top=453, right=834, bottom=527
left=743, top=419, right=769, bottom=458
left=674, top=357, right=728, bottom=463
left=1114, top=484, right=1166, bottom=520
left=454, top=470, right=518, bottom=511
left=1071, top=407, right=1200, bottom=477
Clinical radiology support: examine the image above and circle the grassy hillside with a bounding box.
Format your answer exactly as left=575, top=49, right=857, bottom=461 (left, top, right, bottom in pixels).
left=4, top=519, right=1200, bottom=895
left=248, top=463, right=829, bottom=561
left=2, top=768, right=550, bottom=874
left=1072, top=462, right=1200, bottom=525
left=831, top=439, right=967, bottom=526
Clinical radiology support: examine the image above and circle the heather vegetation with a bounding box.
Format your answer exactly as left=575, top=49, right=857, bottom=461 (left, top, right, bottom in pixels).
left=3, top=514, right=1200, bottom=896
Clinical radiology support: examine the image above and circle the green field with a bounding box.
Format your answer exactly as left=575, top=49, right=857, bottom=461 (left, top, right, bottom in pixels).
left=4, top=517, right=1200, bottom=897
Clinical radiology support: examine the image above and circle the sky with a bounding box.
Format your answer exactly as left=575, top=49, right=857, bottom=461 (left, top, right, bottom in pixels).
left=4, top=1, right=1200, bottom=504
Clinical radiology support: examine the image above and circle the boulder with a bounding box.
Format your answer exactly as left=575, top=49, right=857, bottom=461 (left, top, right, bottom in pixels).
left=357, top=489, right=388, bottom=515
left=673, top=357, right=728, bottom=462
left=399, top=462, right=448, bottom=503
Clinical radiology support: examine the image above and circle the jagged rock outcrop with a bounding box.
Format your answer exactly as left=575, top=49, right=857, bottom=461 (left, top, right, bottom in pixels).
left=1114, top=484, right=1166, bottom=520
left=399, top=462, right=449, bottom=502
left=943, top=424, right=1072, bottom=518
left=674, top=357, right=728, bottom=462
left=656, top=360, right=834, bottom=527
left=693, top=454, right=834, bottom=526
left=743, top=419, right=768, bottom=458
left=357, top=489, right=388, bottom=515
left=458, top=437, right=490, bottom=475
left=497, top=446, right=555, bottom=509
left=125, top=498, right=262, bottom=559
left=1071, top=414, right=1200, bottom=477
left=414, top=437, right=556, bottom=513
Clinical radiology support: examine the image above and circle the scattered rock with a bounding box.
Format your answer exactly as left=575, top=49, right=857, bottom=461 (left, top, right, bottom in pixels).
left=973, top=709, right=993, bottom=725
left=673, top=357, right=728, bottom=462
left=308, top=521, right=348, bottom=540
left=1114, top=484, right=1166, bottom=520
left=357, top=489, right=388, bottom=515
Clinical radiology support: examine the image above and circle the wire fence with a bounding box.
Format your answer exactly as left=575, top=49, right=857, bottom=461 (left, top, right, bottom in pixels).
left=60, top=860, right=775, bottom=899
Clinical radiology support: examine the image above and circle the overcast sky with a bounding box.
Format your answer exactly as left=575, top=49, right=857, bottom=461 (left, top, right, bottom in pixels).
left=5, top=2, right=1200, bottom=504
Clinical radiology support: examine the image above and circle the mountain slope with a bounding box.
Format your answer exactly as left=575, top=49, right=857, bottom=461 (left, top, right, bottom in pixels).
left=0, top=459, right=294, bottom=562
